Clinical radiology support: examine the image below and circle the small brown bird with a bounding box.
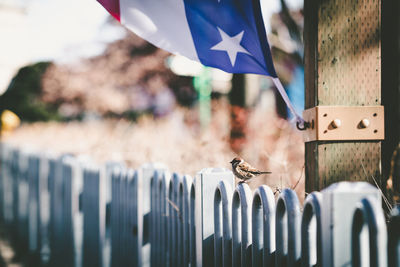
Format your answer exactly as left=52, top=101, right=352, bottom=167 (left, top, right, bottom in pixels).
left=230, top=157, right=271, bottom=183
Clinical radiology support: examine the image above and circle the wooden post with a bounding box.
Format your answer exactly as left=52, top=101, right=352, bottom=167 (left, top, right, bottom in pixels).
left=304, top=0, right=382, bottom=192
left=382, top=0, right=400, bottom=192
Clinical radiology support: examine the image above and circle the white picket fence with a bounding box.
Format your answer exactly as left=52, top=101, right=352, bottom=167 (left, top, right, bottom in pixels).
left=0, top=143, right=399, bottom=267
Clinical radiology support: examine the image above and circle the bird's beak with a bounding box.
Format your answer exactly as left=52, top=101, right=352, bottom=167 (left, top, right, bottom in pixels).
left=229, top=160, right=233, bottom=164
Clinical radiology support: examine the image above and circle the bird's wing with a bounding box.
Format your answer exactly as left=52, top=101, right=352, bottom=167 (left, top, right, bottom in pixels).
left=238, top=162, right=262, bottom=174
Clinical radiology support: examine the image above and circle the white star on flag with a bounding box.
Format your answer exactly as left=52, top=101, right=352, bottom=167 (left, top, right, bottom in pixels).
left=211, top=27, right=251, bottom=67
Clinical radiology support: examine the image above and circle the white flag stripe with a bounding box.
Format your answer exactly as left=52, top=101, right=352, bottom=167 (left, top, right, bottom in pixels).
left=120, top=0, right=199, bottom=61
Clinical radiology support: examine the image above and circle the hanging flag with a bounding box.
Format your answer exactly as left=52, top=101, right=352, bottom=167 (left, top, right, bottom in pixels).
left=97, top=0, right=277, bottom=77
left=97, top=0, right=307, bottom=127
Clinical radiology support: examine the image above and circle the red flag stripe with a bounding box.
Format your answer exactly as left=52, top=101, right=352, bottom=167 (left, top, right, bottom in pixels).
left=97, top=0, right=120, bottom=22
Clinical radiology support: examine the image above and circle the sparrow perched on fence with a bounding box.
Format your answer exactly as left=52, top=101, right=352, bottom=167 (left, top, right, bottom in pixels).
left=230, top=157, right=271, bottom=183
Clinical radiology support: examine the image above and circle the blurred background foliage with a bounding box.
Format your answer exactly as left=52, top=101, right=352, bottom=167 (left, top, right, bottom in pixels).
left=0, top=0, right=305, bottom=197
left=0, top=62, right=59, bottom=122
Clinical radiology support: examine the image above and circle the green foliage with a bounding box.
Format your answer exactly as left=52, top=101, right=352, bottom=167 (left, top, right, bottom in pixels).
left=0, top=62, right=61, bottom=122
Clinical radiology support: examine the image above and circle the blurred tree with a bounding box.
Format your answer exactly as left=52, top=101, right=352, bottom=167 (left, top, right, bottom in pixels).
left=229, top=73, right=248, bottom=153
left=0, top=62, right=61, bottom=122
left=270, top=0, right=304, bottom=120
left=279, top=0, right=303, bottom=50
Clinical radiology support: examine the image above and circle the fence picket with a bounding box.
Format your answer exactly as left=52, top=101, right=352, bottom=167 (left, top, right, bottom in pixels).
left=388, top=206, right=400, bottom=267
left=119, top=169, right=127, bottom=265
left=351, top=198, right=388, bottom=267
left=38, top=154, right=51, bottom=265
left=110, top=166, right=122, bottom=267
left=180, top=175, right=193, bottom=267
left=189, top=183, right=196, bottom=267
left=1, top=145, right=399, bottom=267
left=301, top=192, right=322, bottom=267
left=252, top=185, right=275, bottom=267
left=82, top=164, right=107, bottom=267
left=0, top=144, right=9, bottom=222
left=214, top=180, right=233, bottom=267
left=232, top=183, right=253, bottom=267
left=150, top=169, right=159, bottom=267
left=103, top=162, right=123, bottom=267
left=276, top=188, right=301, bottom=267
left=160, top=172, right=171, bottom=267
left=47, top=157, right=57, bottom=265
left=128, top=169, right=142, bottom=267
left=0, top=144, right=11, bottom=234
left=321, top=182, right=383, bottom=267
left=15, top=151, right=30, bottom=258
left=195, top=168, right=235, bottom=267
left=143, top=163, right=166, bottom=267
left=27, top=155, right=40, bottom=263
left=168, top=173, right=181, bottom=267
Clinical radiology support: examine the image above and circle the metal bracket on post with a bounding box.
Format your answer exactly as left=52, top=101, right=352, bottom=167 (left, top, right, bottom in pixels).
left=302, top=106, right=384, bottom=142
